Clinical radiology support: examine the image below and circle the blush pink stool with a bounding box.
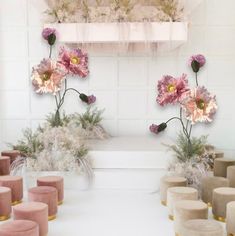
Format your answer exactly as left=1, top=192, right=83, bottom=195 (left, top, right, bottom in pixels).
left=0, top=176, right=23, bottom=205
left=13, top=202, right=48, bottom=236
left=0, top=187, right=12, bottom=221
left=28, top=186, right=58, bottom=221
left=0, top=156, right=10, bottom=176
left=37, top=176, right=64, bottom=205
left=0, top=220, right=39, bottom=236
left=1, top=150, right=21, bottom=164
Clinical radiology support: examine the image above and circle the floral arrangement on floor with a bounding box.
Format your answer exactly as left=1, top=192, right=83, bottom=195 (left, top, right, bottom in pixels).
left=10, top=28, right=109, bottom=177
left=150, top=54, right=218, bottom=191
left=44, top=0, right=185, bottom=23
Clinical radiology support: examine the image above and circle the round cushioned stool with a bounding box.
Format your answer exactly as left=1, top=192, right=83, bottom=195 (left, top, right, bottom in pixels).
left=167, top=187, right=198, bottom=220
left=226, top=201, right=235, bottom=236
left=213, top=158, right=235, bottom=177
left=1, top=150, right=21, bottom=164
left=214, top=151, right=224, bottom=159
left=0, top=220, right=39, bottom=236
left=160, top=176, right=187, bottom=206
left=0, top=156, right=10, bottom=175
left=28, top=186, right=58, bottom=220
left=180, top=219, right=223, bottom=236
left=13, top=202, right=48, bottom=236
left=0, top=176, right=23, bottom=205
left=0, top=187, right=12, bottom=221
left=227, top=166, right=235, bottom=187
left=174, top=200, right=208, bottom=236
left=212, top=187, right=235, bottom=222
left=37, top=176, right=64, bottom=205
left=201, top=176, right=229, bottom=207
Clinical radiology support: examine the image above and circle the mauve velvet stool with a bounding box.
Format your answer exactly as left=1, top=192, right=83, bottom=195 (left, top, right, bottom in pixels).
left=0, top=220, right=39, bottom=236
left=28, top=186, right=58, bottom=220
left=0, top=156, right=10, bottom=176
left=226, top=201, right=235, bottom=236
left=0, top=186, right=12, bottom=221
left=37, top=176, right=64, bottom=205
left=212, top=187, right=235, bottom=222
left=201, top=176, right=229, bottom=207
left=174, top=200, right=208, bottom=236
left=213, top=158, right=235, bottom=177
left=167, top=187, right=198, bottom=220
left=160, top=176, right=187, bottom=206
left=180, top=219, right=224, bottom=236
left=227, top=166, right=235, bottom=187
left=1, top=150, right=21, bottom=164
left=13, top=202, right=48, bottom=236
left=0, top=176, right=23, bottom=205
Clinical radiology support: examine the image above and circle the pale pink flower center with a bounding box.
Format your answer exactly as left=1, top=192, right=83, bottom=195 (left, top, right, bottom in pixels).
left=70, top=56, right=80, bottom=65
left=196, top=98, right=206, bottom=110
left=167, top=84, right=176, bottom=93
left=41, top=71, right=52, bottom=81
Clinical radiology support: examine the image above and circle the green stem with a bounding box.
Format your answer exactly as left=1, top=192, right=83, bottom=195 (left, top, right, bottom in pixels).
left=195, top=72, right=198, bottom=86
left=49, top=45, right=52, bottom=58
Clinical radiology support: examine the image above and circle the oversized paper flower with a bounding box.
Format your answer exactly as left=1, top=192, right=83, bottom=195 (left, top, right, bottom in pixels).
left=31, top=58, right=66, bottom=94
left=181, top=86, right=217, bottom=124
left=188, top=54, right=206, bottom=73
left=157, top=74, right=189, bottom=106
left=58, top=47, right=89, bottom=78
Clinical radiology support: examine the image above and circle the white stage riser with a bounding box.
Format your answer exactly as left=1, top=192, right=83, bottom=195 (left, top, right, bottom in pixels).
left=92, top=169, right=166, bottom=190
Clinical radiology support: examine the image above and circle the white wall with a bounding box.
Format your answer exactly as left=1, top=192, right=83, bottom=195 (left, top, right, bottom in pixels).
left=0, top=0, right=235, bottom=151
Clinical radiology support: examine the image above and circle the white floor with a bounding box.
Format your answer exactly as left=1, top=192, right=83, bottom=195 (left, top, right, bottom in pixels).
left=47, top=189, right=226, bottom=236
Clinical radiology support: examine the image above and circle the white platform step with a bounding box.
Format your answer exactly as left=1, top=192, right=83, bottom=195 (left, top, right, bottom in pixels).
left=88, top=136, right=171, bottom=190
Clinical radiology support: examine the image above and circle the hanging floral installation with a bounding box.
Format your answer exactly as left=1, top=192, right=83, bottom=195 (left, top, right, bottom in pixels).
left=44, top=0, right=185, bottom=23
left=150, top=54, right=218, bottom=192
left=10, top=28, right=109, bottom=177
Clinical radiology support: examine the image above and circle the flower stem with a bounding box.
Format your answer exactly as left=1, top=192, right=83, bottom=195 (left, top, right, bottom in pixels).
left=195, top=72, right=198, bottom=86
left=49, top=45, right=52, bottom=58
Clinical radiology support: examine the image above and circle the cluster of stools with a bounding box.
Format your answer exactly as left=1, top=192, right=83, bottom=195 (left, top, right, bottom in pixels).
left=0, top=150, right=64, bottom=236
left=160, top=156, right=235, bottom=236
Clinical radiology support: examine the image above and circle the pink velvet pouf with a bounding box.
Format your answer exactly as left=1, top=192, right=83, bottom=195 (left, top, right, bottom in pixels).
left=0, top=187, right=12, bottom=221
left=0, top=156, right=10, bottom=176
left=0, top=220, right=39, bottom=236
left=37, top=176, right=64, bottom=205
left=1, top=150, right=21, bottom=164
left=13, top=202, right=48, bottom=236
left=0, top=176, right=23, bottom=205
left=28, top=186, right=58, bottom=220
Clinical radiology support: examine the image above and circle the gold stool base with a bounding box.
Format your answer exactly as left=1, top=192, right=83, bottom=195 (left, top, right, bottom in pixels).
left=58, top=200, right=63, bottom=206
left=228, top=234, right=235, bottom=236
left=12, top=200, right=22, bottom=206
left=169, top=215, right=174, bottom=221
left=161, top=201, right=166, bottom=206
left=0, top=215, right=10, bottom=221
left=213, top=215, right=226, bottom=222
left=48, top=215, right=56, bottom=221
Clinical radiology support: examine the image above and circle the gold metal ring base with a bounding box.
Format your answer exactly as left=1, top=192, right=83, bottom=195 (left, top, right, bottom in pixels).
left=58, top=201, right=63, bottom=206
left=161, top=201, right=167, bottom=206
left=48, top=215, right=56, bottom=221
left=213, top=215, right=226, bottom=222
left=175, top=233, right=180, bottom=236
left=228, top=234, right=235, bottom=236
left=0, top=215, right=10, bottom=221
left=12, top=200, right=22, bottom=206
left=169, top=215, right=174, bottom=221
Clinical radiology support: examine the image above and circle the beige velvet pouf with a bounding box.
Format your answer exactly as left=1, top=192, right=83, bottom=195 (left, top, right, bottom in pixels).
left=213, top=158, right=235, bottom=177
left=167, top=187, right=198, bottom=220
left=212, top=187, right=235, bottom=222
left=227, top=166, right=235, bottom=187
left=214, top=151, right=224, bottom=159
left=226, top=201, right=235, bottom=236
left=180, top=219, right=224, bottom=236
left=160, top=176, right=187, bottom=206
left=0, top=176, right=23, bottom=205
left=174, top=200, right=208, bottom=236
left=201, top=176, right=229, bottom=206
